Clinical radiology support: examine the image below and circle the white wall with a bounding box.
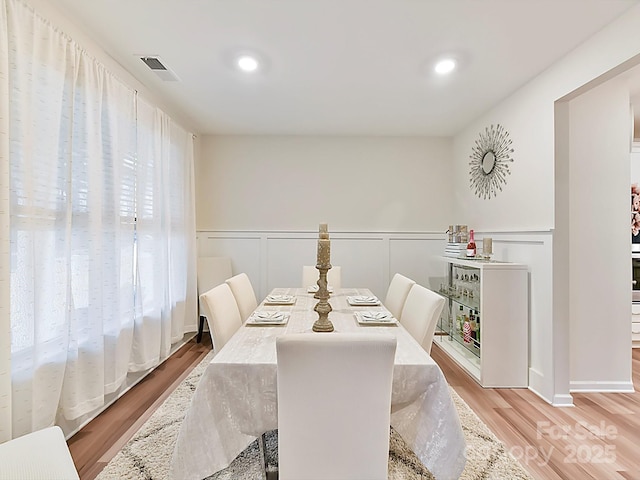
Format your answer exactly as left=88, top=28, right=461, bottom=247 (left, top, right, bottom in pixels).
left=453, top=6, right=640, bottom=232
left=196, top=136, right=453, bottom=232
left=566, top=78, right=632, bottom=391
left=195, top=135, right=454, bottom=299
left=453, top=4, right=640, bottom=403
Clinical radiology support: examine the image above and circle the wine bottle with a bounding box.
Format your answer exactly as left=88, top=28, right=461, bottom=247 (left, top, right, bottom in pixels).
left=463, top=317, right=472, bottom=344
left=469, top=310, right=476, bottom=340
left=466, top=229, right=476, bottom=257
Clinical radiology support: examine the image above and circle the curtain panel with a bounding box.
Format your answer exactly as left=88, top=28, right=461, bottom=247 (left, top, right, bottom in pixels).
left=1, top=0, right=197, bottom=439
left=0, top=0, right=11, bottom=444
left=131, top=98, right=198, bottom=371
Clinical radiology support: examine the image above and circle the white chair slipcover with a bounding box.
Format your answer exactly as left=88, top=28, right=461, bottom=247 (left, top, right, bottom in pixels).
left=301, top=265, right=342, bottom=289
left=276, top=332, right=396, bottom=480
left=0, top=426, right=79, bottom=479
left=384, top=273, right=416, bottom=319
left=399, top=284, right=446, bottom=354
left=225, top=272, right=258, bottom=321
left=197, top=256, right=233, bottom=342
left=199, top=283, right=243, bottom=354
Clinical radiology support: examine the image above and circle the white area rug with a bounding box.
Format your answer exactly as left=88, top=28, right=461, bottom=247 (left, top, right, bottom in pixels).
left=96, top=351, right=533, bottom=479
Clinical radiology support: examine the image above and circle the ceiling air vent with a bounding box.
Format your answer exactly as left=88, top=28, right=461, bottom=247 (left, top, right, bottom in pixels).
left=140, top=56, right=180, bottom=81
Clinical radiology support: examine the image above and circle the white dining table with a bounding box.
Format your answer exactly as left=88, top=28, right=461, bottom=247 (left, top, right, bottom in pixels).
left=169, top=287, right=466, bottom=480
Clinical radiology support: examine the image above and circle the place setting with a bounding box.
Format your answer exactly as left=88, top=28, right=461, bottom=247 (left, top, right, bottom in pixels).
left=246, top=310, right=290, bottom=326
left=347, top=294, right=381, bottom=306
left=354, top=310, right=397, bottom=326
left=263, top=294, right=297, bottom=305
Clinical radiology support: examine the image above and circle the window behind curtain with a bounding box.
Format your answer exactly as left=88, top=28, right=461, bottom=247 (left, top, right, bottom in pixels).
left=4, top=0, right=196, bottom=438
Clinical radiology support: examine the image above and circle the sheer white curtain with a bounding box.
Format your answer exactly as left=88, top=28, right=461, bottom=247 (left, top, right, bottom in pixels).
left=166, top=112, right=198, bottom=341
left=0, top=0, right=11, bottom=443
left=2, top=0, right=197, bottom=439
left=131, top=98, right=197, bottom=371
left=7, top=0, right=137, bottom=436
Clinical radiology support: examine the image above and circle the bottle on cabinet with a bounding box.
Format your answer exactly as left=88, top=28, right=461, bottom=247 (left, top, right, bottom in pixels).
left=456, top=305, right=464, bottom=335
left=463, top=317, right=472, bottom=344
left=469, top=310, right=476, bottom=341
left=466, top=229, right=477, bottom=257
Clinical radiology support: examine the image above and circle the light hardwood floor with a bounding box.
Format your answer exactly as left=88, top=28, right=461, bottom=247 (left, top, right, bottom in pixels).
left=68, top=336, right=640, bottom=480
left=431, top=344, right=640, bottom=480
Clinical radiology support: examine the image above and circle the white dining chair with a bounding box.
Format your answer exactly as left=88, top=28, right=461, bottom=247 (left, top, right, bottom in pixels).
left=276, top=333, right=396, bottom=480
left=0, top=426, right=79, bottom=479
left=384, top=273, right=416, bottom=319
left=225, top=272, right=258, bottom=321
left=199, top=283, right=243, bottom=354
left=399, top=284, right=446, bottom=354
left=301, top=265, right=342, bottom=289
left=197, top=256, right=233, bottom=343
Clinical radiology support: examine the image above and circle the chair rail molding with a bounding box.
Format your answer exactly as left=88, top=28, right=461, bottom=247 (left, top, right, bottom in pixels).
left=197, top=229, right=447, bottom=301
left=197, top=228, right=566, bottom=403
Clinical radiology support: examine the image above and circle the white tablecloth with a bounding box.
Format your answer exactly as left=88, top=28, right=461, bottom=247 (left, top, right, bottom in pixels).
left=170, top=288, right=466, bottom=480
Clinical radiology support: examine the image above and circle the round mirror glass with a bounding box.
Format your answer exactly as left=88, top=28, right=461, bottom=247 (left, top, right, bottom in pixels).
left=481, top=151, right=496, bottom=175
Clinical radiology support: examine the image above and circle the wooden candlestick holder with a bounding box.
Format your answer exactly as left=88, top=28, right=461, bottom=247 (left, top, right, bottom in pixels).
left=312, top=263, right=334, bottom=332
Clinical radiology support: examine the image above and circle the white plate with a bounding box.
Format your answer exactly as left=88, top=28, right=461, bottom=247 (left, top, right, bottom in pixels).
left=347, top=295, right=381, bottom=306
left=354, top=311, right=397, bottom=325
left=264, top=294, right=296, bottom=305
left=307, top=285, right=334, bottom=293
left=246, top=311, right=290, bottom=326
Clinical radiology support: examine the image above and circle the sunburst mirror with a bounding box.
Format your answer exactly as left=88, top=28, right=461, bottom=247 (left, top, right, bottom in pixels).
left=469, top=124, right=514, bottom=199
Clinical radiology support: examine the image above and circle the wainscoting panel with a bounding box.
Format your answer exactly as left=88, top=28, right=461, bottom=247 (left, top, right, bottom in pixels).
left=197, top=231, right=447, bottom=300
left=196, top=233, right=262, bottom=295
left=196, top=229, right=562, bottom=400
left=478, top=231, right=555, bottom=403
left=389, top=236, right=447, bottom=292
left=265, top=235, right=318, bottom=293
left=329, top=235, right=387, bottom=296
left=264, top=234, right=389, bottom=296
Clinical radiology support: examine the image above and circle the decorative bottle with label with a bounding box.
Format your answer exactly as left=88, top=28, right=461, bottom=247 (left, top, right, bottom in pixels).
left=466, top=229, right=476, bottom=257
left=463, top=317, right=472, bottom=344
left=469, top=310, right=476, bottom=341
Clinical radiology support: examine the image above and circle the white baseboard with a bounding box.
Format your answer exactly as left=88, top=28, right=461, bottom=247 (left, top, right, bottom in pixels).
left=551, top=393, right=575, bottom=407
left=527, top=368, right=554, bottom=404
left=527, top=367, right=575, bottom=406
left=569, top=380, right=635, bottom=393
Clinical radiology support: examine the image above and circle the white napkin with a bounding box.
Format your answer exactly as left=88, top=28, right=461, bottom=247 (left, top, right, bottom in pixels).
left=248, top=311, right=290, bottom=324
left=254, top=311, right=285, bottom=321
left=266, top=294, right=294, bottom=303
left=360, top=311, right=393, bottom=321
left=350, top=295, right=379, bottom=304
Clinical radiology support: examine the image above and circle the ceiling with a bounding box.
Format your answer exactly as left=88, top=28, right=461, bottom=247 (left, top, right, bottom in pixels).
left=48, top=0, right=640, bottom=136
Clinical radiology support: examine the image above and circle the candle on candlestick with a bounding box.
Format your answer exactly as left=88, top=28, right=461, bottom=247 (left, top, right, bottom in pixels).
left=483, top=237, right=493, bottom=255
left=312, top=223, right=334, bottom=332
left=317, top=238, right=331, bottom=266
left=319, top=222, right=329, bottom=239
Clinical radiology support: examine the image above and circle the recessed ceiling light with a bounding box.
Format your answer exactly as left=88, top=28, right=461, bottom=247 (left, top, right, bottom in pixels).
left=236, top=55, right=259, bottom=73
left=434, top=58, right=456, bottom=75
left=224, top=48, right=270, bottom=75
